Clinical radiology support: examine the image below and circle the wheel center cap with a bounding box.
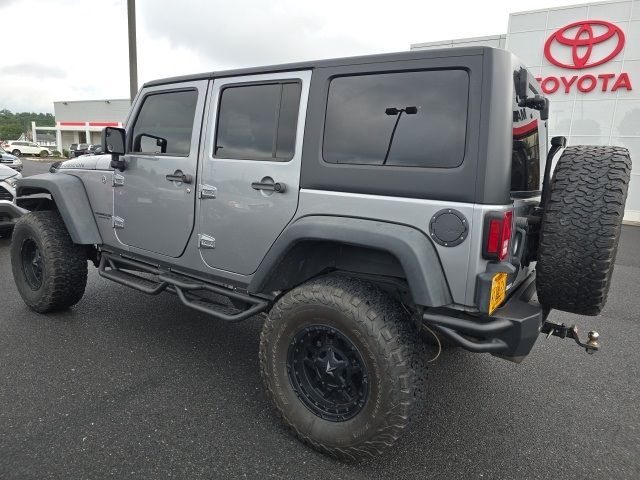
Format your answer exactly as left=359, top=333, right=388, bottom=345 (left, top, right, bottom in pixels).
left=325, top=359, right=337, bottom=375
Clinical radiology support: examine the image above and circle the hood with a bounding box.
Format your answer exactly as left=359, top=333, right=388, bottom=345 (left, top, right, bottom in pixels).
left=0, top=152, right=19, bottom=161
left=0, top=163, right=20, bottom=180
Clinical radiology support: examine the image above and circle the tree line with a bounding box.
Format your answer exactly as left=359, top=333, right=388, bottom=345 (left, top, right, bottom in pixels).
left=0, top=109, right=55, bottom=141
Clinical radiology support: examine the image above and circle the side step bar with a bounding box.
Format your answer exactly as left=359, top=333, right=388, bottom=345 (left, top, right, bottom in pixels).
left=98, top=253, right=269, bottom=323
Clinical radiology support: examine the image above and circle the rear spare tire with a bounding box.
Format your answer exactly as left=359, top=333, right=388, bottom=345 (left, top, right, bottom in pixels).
left=10, top=211, right=88, bottom=313
left=536, top=145, right=631, bottom=315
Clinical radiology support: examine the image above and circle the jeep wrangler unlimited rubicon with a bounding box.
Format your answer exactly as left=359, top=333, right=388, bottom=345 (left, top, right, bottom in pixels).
left=10, top=47, right=631, bottom=460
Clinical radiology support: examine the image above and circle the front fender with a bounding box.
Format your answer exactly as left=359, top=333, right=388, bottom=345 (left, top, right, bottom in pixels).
left=16, top=173, right=102, bottom=245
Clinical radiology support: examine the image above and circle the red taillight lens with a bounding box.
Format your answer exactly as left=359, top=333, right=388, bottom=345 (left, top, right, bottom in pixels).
left=499, top=211, right=513, bottom=261
left=483, top=210, right=513, bottom=261
left=487, top=219, right=502, bottom=254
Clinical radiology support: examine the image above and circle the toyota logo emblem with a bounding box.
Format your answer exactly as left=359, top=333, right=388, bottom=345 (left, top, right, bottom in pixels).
left=544, top=20, right=625, bottom=69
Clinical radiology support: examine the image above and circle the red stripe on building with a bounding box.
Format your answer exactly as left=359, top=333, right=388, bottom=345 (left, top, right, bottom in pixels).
left=88, top=122, right=119, bottom=127
left=512, top=119, right=538, bottom=136
left=59, top=122, right=85, bottom=126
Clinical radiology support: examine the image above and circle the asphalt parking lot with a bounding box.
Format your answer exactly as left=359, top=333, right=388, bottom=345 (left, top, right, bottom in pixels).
left=1, top=159, right=639, bottom=479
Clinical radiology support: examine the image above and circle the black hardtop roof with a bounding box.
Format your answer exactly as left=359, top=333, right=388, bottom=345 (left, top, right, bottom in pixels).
left=143, top=46, right=492, bottom=88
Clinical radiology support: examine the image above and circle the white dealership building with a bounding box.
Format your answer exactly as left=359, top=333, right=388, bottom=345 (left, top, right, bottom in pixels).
left=412, top=0, right=640, bottom=222
left=31, top=99, right=129, bottom=153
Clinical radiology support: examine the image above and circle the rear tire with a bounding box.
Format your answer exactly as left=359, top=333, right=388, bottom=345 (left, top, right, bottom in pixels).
left=259, top=275, right=426, bottom=461
left=10, top=211, right=88, bottom=313
left=536, top=146, right=631, bottom=315
left=39, top=150, right=49, bottom=157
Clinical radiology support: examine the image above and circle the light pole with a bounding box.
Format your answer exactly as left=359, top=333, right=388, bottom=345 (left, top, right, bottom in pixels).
left=382, top=106, right=418, bottom=165
left=127, top=0, right=138, bottom=103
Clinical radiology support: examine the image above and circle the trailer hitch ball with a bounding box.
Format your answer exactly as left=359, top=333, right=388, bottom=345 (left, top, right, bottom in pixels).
left=541, top=321, right=601, bottom=354
left=586, top=331, right=600, bottom=354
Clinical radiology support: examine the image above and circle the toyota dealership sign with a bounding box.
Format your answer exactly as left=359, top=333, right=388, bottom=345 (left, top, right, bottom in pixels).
left=536, top=20, right=632, bottom=94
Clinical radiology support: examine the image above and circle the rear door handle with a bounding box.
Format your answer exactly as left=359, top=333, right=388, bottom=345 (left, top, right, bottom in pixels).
left=166, top=169, right=193, bottom=184
left=251, top=180, right=286, bottom=193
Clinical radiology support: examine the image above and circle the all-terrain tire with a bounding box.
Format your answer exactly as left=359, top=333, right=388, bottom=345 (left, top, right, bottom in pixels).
left=11, top=211, right=88, bottom=313
left=536, top=145, right=631, bottom=315
left=259, top=275, right=426, bottom=462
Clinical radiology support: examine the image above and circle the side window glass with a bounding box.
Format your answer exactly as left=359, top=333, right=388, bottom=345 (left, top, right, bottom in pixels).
left=131, top=90, right=198, bottom=156
left=214, top=82, right=301, bottom=161
left=323, top=70, right=469, bottom=168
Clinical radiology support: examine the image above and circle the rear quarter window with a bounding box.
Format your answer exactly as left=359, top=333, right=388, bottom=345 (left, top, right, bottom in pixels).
left=323, top=69, right=469, bottom=168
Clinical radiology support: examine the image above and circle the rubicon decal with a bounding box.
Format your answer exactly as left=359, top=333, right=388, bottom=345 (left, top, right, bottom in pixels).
left=537, top=20, right=631, bottom=95
left=544, top=20, right=625, bottom=69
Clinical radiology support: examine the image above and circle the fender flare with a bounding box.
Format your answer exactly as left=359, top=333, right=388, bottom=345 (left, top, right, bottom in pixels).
left=249, top=215, right=452, bottom=307
left=16, top=173, right=102, bottom=245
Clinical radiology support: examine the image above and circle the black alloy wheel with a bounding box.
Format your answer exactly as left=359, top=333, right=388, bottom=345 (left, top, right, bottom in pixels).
left=21, top=238, right=44, bottom=290
left=287, top=324, right=368, bottom=422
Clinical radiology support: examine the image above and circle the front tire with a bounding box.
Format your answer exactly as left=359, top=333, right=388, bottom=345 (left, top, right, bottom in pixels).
left=10, top=211, right=88, bottom=313
left=11, top=149, right=21, bottom=156
left=259, top=275, right=425, bottom=461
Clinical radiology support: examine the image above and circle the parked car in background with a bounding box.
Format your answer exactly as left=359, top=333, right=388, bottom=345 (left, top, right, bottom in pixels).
left=0, top=146, right=23, bottom=171
left=71, top=143, right=90, bottom=157
left=87, top=144, right=103, bottom=155
left=5, top=141, right=50, bottom=157
left=0, top=163, right=26, bottom=237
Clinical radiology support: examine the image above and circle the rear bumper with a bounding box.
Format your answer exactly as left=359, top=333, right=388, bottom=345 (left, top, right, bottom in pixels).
left=422, top=273, right=544, bottom=362
left=0, top=201, right=27, bottom=230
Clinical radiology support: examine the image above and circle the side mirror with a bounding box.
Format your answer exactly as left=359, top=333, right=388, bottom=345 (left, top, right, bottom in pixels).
left=102, top=127, right=126, bottom=171
left=102, top=126, right=126, bottom=155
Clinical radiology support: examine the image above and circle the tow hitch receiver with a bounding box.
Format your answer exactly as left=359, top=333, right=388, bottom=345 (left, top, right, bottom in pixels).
left=541, top=320, right=600, bottom=354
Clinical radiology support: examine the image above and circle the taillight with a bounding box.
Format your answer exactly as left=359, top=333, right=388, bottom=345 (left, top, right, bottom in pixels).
left=483, top=210, right=513, bottom=261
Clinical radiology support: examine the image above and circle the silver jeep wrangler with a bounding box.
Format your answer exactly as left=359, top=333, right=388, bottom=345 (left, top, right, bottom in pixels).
left=11, top=47, right=631, bottom=460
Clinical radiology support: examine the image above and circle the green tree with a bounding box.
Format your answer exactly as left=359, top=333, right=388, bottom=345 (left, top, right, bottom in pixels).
left=0, top=109, right=56, bottom=140
left=0, top=123, right=24, bottom=141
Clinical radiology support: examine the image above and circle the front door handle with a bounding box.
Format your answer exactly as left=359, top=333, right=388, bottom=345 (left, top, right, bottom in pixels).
left=166, top=170, right=193, bottom=184
left=251, top=180, right=286, bottom=193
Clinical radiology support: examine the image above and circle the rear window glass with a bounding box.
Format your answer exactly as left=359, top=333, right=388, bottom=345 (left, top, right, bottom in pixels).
left=512, top=107, right=541, bottom=192
left=323, top=69, right=469, bottom=168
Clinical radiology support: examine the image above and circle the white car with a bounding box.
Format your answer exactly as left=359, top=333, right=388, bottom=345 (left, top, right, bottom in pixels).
left=0, top=146, right=23, bottom=171
left=5, top=141, right=50, bottom=157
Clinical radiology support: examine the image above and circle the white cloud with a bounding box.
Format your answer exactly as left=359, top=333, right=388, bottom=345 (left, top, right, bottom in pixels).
left=0, top=0, right=591, bottom=113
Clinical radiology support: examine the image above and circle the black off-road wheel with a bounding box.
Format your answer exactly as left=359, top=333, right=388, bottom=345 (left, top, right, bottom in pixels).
left=10, top=211, right=88, bottom=313
left=259, top=275, right=426, bottom=461
left=536, top=146, right=631, bottom=315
